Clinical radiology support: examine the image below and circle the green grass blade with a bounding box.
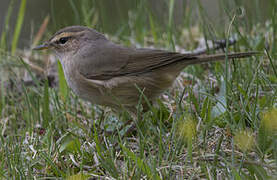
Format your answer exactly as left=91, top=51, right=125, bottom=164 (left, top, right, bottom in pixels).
left=121, top=144, right=161, bottom=180
left=11, top=0, right=26, bottom=55
left=42, top=80, right=51, bottom=128
left=167, top=0, right=175, bottom=51
left=57, top=61, right=68, bottom=100
left=0, top=0, right=14, bottom=50
left=39, top=152, right=66, bottom=177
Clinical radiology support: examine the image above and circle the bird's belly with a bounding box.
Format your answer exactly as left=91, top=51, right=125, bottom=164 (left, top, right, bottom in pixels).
left=103, top=72, right=177, bottom=108
left=63, top=62, right=178, bottom=109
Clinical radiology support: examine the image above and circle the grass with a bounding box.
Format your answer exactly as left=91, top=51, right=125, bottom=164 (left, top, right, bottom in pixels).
left=0, top=0, right=277, bottom=179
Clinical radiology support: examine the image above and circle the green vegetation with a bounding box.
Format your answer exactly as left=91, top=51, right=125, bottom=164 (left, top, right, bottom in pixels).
left=0, top=0, right=276, bottom=179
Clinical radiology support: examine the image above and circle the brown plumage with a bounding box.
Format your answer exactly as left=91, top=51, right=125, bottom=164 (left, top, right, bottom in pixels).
left=34, top=26, right=257, bottom=112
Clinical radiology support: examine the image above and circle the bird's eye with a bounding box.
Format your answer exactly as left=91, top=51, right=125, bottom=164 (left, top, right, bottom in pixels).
left=58, top=37, right=69, bottom=44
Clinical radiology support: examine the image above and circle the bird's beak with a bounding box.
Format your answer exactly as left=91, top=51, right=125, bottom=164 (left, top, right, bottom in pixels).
left=32, top=42, right=50, bottom=50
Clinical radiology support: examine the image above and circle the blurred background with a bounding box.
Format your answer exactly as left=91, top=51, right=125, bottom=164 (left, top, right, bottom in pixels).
left=0, top=0, right=272, bottom=49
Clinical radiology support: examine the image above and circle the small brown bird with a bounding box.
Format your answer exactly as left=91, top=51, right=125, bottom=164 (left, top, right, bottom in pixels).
left=34, top=26, right=256, bottom=112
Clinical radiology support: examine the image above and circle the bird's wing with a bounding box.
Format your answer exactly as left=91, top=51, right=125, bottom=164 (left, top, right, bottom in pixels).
left=77, top=41, right=193, bottom=80
left=77, top=40, right=257, bottom=81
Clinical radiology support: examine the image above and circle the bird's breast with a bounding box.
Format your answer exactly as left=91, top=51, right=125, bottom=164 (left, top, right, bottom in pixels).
left=60, top=60, right=104, bottom=104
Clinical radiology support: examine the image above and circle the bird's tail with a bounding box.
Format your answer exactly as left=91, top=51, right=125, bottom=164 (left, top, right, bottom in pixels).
left=186, top=51, right=259, bottom=65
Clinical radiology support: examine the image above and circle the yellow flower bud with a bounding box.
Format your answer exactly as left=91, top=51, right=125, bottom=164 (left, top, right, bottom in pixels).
left=234, top=130, right=254, bottom=152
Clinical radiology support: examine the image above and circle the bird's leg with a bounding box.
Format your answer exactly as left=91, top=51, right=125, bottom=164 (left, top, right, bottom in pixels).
left=114, top=119, right=133, bottom=135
